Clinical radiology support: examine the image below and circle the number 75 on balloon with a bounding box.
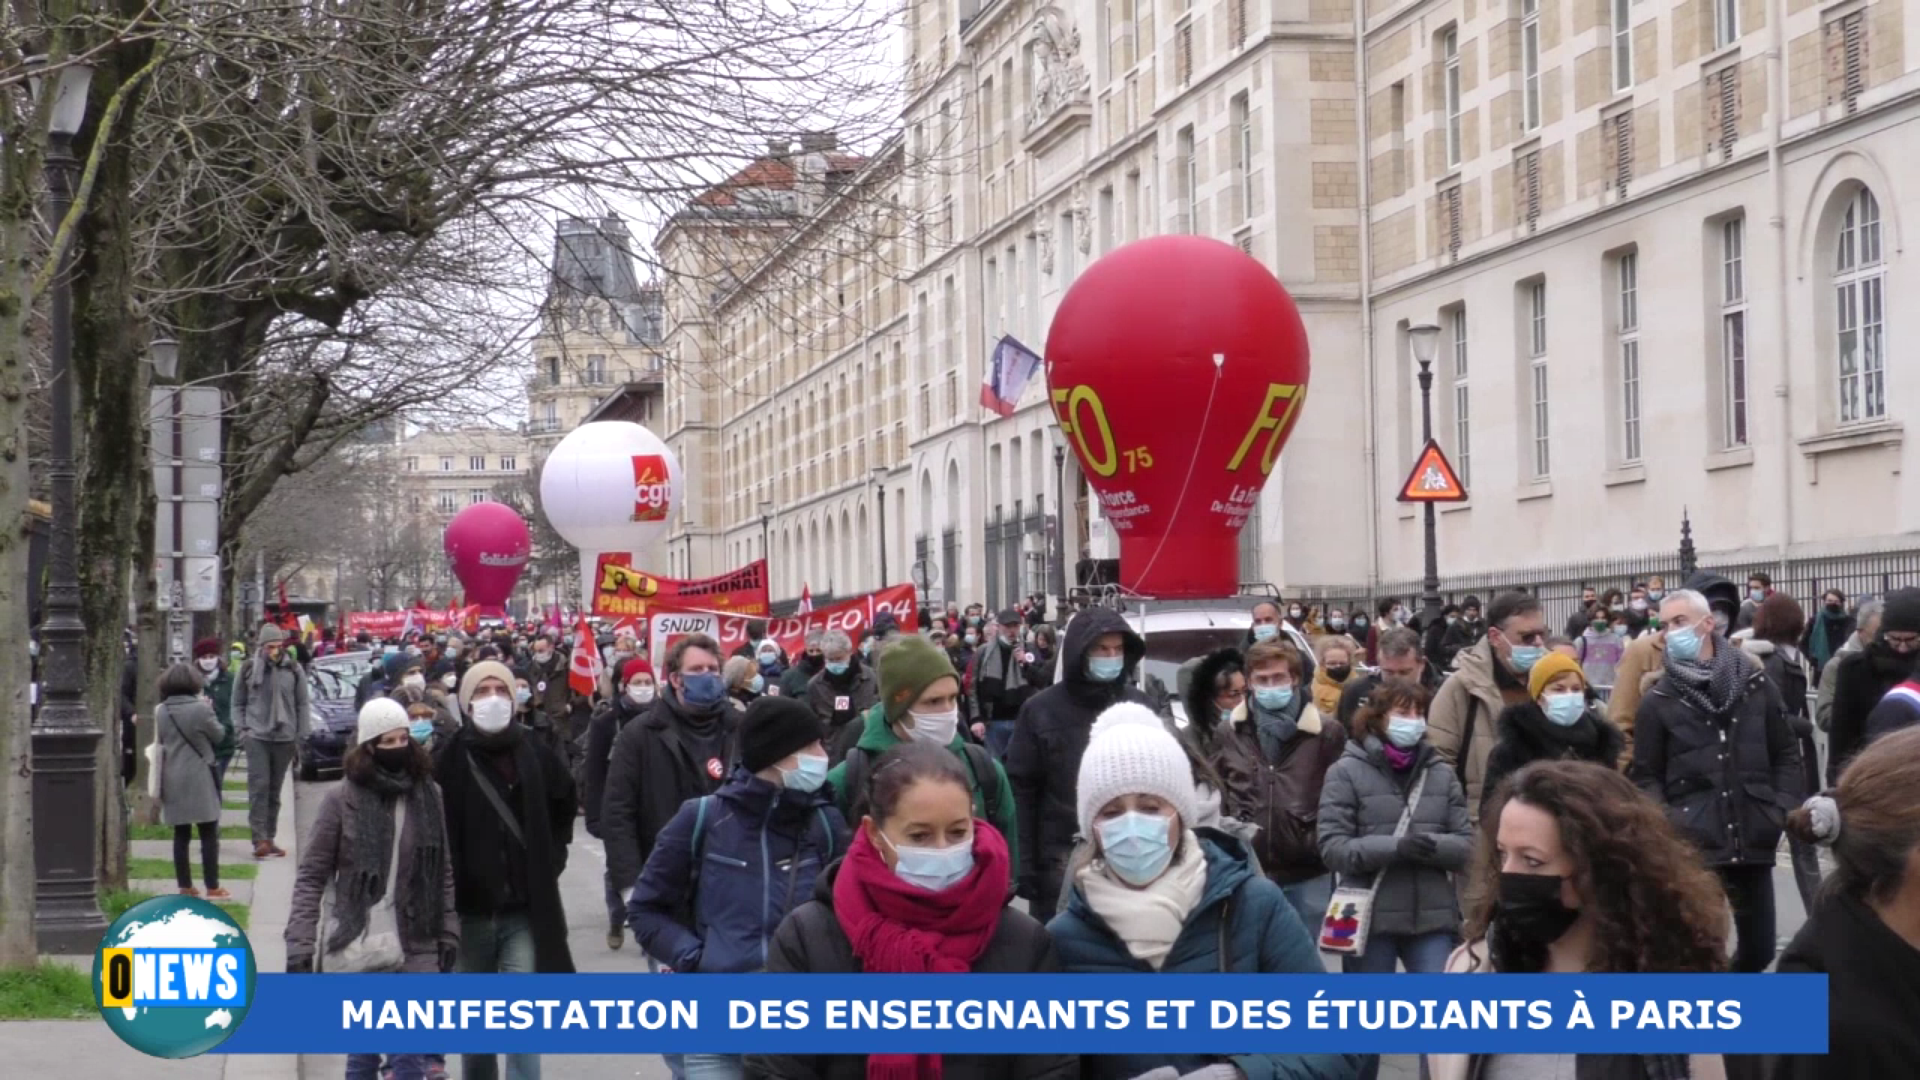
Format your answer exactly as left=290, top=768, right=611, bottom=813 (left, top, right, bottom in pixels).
left=1051, top=382, right=1307, bottom=479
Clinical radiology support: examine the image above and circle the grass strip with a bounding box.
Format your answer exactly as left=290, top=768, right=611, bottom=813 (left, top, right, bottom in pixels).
left=0, top=964, right=93, bottom=1020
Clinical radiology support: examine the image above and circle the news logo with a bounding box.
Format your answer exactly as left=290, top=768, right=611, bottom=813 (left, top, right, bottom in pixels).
left=93, top=894, right=257, bottom=1059
left=631, top=454, right=672, bottom=523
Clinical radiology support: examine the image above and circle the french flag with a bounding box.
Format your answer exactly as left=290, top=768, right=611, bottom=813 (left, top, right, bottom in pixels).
left=979, top=335, right=1043, bottom=418
left=797, top=584, right=814, bottom=614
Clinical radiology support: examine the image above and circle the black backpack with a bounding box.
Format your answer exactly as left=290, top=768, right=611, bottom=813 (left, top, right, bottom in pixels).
left=1762, top=648, right=1810, bottom=725
left=836, top=742, right=1003, bottom=823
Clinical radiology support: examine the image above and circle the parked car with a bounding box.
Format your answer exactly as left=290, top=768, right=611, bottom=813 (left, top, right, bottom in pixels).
left=297, top=652, right=371, bottom=780
left=1055, top=605, right=1314, bottom=727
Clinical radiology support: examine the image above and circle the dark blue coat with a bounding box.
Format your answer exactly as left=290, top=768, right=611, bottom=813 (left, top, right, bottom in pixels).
left=627, top=768, right=847, bottom=974
left=1047, top=830, right=1362, bottom=1080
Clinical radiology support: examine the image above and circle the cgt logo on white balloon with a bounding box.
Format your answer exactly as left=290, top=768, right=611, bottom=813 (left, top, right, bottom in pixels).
left=631, top=455, right=673, bottom=523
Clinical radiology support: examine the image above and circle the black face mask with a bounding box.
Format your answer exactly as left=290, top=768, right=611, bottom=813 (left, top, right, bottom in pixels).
left=1870, top=640, right=1918, bottom=675
left=1324, top=664, right=1352, bottom=682
left=1492, top=872, right=1580, bottom=967
left=372, top=745, right=414, bottom=773
left=1825, top=603, right=1845, bottom=615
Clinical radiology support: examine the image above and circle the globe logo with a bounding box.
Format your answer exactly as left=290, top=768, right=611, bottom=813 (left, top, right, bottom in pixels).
left=93, top=894, right=257, bottom=1058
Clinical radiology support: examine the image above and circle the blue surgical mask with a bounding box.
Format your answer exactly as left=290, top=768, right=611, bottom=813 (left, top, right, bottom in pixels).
left=408, top=719, right=434, bottom=743
left=1750, top=588, right=1766, bottom=603
left=1386, top=714, right=1427, bottom=748
left=1254, top=684, right=1294, bottom=711
left=749, top=674, right=766, bottom=694
left=825, top=661, right=850, bottom=676
left=1252, top=623, right=1279, bottom=642
left=779, top=753, right=829, bottom=794
left=1508, top=645, right=1546, bottom=672
left=881, top=832, right=975, bottom=892
left=1667, top=624, right=1704, bottom=663
left=680, top=672, right=726, bottom=707
left=1328, top=617, right=1347, bottom=631
left=1543, top=692, right=1586, bottom=727
left=514, top=687, right=531, bottom=706
left=1097, top=811, right=1175, bottom=887
left=1087, top=655, right=1125, bottom=682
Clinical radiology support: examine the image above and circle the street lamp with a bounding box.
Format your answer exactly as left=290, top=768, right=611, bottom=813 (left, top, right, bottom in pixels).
left=1049, top=426, right=1068, bottom=602
left=758, top=500, right=774, bottom=597
left=1408, top=322, right=1444, bottom=626
left=28, top=55, right=108, bottom=953
left=869, top=467, right=890, bottom=586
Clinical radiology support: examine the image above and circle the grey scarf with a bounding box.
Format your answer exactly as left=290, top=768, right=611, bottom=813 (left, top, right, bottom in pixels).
left=327, top=767, right=446, bottom=954
left=1252, top=692, right=1305, bottom=763
left=1661, top=633, right=1747, bottom=719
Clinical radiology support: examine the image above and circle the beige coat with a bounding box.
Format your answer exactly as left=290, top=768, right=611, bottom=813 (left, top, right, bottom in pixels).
left=1426, top=940, right=1729, bottom=1080
left=1426, top=640, right=1525, bottom=825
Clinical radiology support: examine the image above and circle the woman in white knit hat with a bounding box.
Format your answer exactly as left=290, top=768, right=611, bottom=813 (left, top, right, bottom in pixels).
left=1047, top=703, right=1362, bottom=1080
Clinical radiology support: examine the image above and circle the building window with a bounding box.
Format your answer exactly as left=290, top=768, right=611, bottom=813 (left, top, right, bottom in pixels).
left=1617, top=253, right=1642, bottom=463
left=1518, top=148, right=1542, bottom=232
left=585, top=354, right=607, bottom=384
left=1451, top=307, right=1471, bottom=488
left=1825, top=11, right=1866, bottom=115
left=469, top=455, right=485, bottom=470
left=1176, top=125, right=1197, bottom=233
left=469, top=489, right=486, bottom=506
left=1720, top=218, right=1749, bottom=447
left=546, top=357, right=560, bottom=385
left=408, top=494, right=422, bottom=512
left=1835, top=187, right=1886, bottom=424
left=1443, top=28, right=1462, bottom=169
left=1528, top=281, right=1550, bottom=478
left=1604, top=110, right=1634, bottom=196
left=1714, top=0, right=1740, bottom=49
left=1442, top=184, right=1463, bottom=260
left=1230, top=92, right=1252, bottom=224
left=435, top=491, right=457, bottom=514
left=542, top=402, right=557, bottom=432
left=1521, top=0, right=1541, bottom=132
left=439, top=456, right=452, bottom=471
left=405, top=457, right=418, bottom=471
left=500, top=455, right=516, bottom=472
left=1612, top=0, right=1634, bottom=92
left=1175, top=18, right=1194, bottom=86
left=1706, top=65, right=1741, bottom=159
left=1228, top=0, right=1247, bottom=47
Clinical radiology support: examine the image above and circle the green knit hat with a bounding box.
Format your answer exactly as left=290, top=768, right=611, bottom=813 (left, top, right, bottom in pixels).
left=879, top=635, right=959, bottom=724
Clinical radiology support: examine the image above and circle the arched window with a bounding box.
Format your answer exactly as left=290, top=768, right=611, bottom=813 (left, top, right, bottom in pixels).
left=1834, top=187, right=1886, bottom=423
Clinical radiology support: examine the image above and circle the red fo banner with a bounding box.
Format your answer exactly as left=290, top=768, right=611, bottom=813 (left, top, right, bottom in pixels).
left=591, top=557, right=770, bottom=619
left=647, top=584, right=916, bottom=662
left=345, top=606, right=477, bottom=638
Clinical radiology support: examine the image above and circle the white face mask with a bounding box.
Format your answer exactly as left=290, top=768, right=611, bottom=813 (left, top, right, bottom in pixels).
left=907, top=707, right=959, bottom=746
left=471, top=695, right=513, bottom=734
left=403, top=673, right=426, bottom=691
left=196, top=657, right=220, bottom=674
left=627, top=682, right=656, bottom=705
left=441, top=673, right=458, bottom=690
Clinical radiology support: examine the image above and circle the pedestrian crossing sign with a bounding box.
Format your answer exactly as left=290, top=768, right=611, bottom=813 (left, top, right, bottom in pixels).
left=1397, top=439, right=1468, bottom=502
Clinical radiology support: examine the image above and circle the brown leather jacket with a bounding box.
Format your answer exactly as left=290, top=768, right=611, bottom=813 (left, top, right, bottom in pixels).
left=1202, top=700, right=1347, bottom=885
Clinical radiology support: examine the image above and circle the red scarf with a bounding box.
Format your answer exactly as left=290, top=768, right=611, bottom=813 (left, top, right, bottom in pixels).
left=833, top=822, right=1011, bottom=1080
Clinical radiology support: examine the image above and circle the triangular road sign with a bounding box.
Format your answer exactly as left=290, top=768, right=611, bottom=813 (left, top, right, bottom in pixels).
left=1397, top=438, right=1468, bottom=502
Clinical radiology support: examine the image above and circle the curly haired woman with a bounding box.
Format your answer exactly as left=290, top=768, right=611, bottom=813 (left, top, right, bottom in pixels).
left=1428, top=760, right=1734, bottom=1080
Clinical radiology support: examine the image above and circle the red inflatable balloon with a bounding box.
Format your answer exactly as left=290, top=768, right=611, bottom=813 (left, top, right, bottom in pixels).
left=1045, top=235, right=1310, bottom=599
left=443, top=502, right=532, bottom=611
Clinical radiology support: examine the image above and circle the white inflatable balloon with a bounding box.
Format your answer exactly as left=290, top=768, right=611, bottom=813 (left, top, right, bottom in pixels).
left=538, top=421, right=683, bottom=607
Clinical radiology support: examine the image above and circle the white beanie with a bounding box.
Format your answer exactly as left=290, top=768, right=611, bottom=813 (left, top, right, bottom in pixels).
left=356, top=698, right=410, bottom=746
left=1075, top=702, right=1199, bottom=840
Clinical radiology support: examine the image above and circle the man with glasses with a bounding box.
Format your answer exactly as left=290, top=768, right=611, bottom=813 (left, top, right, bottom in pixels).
left=1828, top=587, right=1920, bottom=784
left=1428, top=591, right=1547, bottom=826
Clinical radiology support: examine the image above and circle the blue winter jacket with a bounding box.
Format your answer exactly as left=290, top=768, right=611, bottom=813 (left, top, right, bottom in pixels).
left=1047, top=829, right=1362, bottom=1080
left=627, top=768, right=849, bottom=974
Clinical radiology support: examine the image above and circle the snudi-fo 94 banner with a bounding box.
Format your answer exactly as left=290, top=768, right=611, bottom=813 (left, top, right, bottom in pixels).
left=648, top=584, right=917, bottom=661
left=211, top=974, right=1826, bottom=1055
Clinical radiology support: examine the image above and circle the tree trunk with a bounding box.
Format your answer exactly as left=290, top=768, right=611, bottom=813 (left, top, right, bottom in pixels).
left=0, top=116, right=46, bottom=970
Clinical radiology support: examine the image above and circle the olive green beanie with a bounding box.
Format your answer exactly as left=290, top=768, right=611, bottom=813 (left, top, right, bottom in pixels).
left=879, top=634, right=959, bottom=724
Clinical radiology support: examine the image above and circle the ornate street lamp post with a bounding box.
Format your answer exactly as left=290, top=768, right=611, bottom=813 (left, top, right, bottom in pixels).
left=1408, top=322, right=1444, bottom=627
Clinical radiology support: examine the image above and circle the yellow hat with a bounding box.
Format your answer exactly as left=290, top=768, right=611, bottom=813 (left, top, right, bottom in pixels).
left=1528, top=651, right=1587, bottom=700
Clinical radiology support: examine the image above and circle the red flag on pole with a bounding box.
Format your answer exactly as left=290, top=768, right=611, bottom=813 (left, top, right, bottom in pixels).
left=797, top=584, right=814, bottom=615
left=568, top=616, right=602, bottom=697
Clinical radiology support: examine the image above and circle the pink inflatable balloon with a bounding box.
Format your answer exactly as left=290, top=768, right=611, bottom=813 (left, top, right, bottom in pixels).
left=443, top=502, right=532, bottom=610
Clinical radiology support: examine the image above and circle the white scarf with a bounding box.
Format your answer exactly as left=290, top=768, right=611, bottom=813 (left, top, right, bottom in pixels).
left=1079, top=835, right=1208, bottom=970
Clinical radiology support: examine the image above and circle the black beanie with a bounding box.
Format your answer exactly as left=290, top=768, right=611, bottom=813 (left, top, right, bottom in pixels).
left=739, top=696, right=825, bottom=774
left=1882, top=588, right=1920, bottom=635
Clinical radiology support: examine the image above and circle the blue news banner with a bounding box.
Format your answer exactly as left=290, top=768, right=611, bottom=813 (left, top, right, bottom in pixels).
left=218, top=975, right=1829, bottom=1055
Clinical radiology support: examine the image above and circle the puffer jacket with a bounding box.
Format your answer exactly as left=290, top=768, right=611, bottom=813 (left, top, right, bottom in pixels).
left=1186, top=649, right=1347, bottom=885
left=1047, top=830, right=1362, bottom=1080
left=745, top=859, right=1076, bottom=1080
left=626, top=768, right=848, bottom=973
left=1630, top=657, right=1801, bottom=867
left=1316, top=738, right=1473, bottom=938
left=1826, top=643, right=1914, bottom=785
left=1005, top=606, right=1147, bottom=903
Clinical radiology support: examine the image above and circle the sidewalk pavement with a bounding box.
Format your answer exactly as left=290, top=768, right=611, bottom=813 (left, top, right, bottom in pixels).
left=0, top=753, right=300, bottom=1080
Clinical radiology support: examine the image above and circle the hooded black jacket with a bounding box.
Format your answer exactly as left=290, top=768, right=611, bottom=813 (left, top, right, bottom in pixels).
left=581, top=689, right=654, bottom=839
left=1826, top=644, right=1915, bottom=785
left=1768, top=893, right=1920, bottom=1079
left=1003, top=607, right=1147, bottom=900
left=1479, top=702, right=1625, bottom=816
left=599, top=685, right=740, bottom=891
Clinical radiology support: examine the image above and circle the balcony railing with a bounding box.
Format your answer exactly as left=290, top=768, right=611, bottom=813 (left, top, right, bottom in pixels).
left=527, top=364, right=664, bottom=393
